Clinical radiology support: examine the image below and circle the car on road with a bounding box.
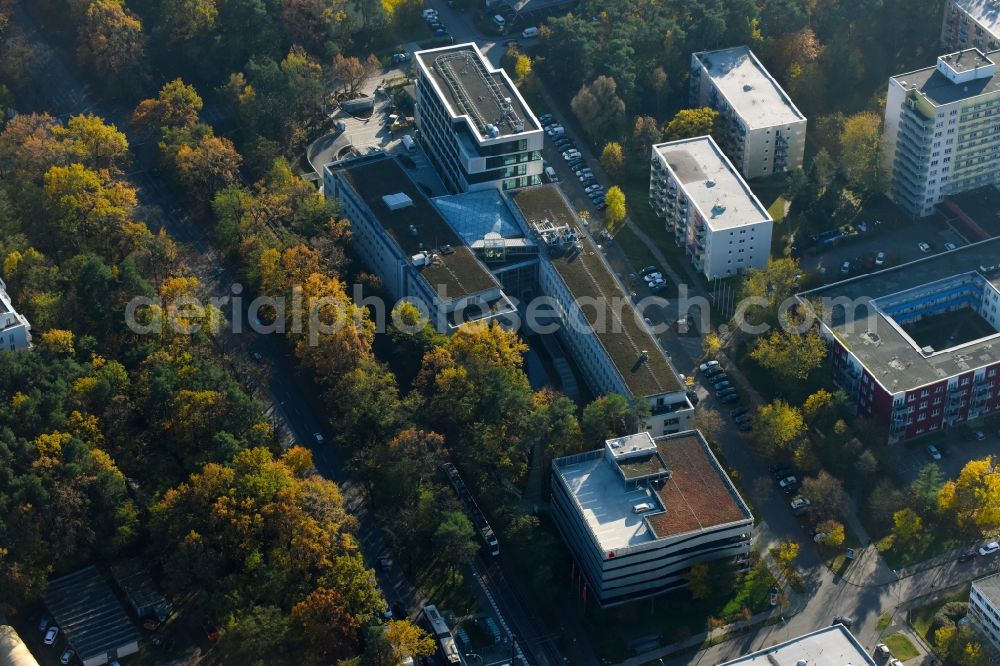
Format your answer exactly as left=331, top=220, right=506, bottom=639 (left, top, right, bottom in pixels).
left=832, top=616, right=853, bottom=628
left=927, top=444, right=942, bottom=461
left=840, top=260, right=851, bottom=274
left=313, top=432, right=325, bottom=445
left=945, top=242, right=957, bottom=251
left=958, top=551, right=977, bottom=563
left=717, top=387, right=737, bottom=399
left=875, top=251, right=886, bottom=266
left=790, top=497, right=811, bottom=511
left=918, top=241, right=931, bottom=253
left=770, top=586, right=779, bottom=606
left=60, top=649, right=74, bottom=665
left=730, top=406, right=749, bottom=418
left=44, top=626, right=59, bottom=646
left=39, top=618, right=50, bottom=632
left=699, top=360, right=720, bottom=372
left=979, top=541, right=1000, bottom=556
left=973, top=430, right=986, bottom=441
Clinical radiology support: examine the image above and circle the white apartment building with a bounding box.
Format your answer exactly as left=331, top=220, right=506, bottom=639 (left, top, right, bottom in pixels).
left=942, top=0, right=1000, bottom=53
left=0, top=278, right=31, bottom=351
left=510, top=185, right=695, bottom=437
left=883, top=48, right=1000, bottom=217
left=969, top=572, right=1000, bottom=651
left=690, top=46, right=807, bottom=179
left=550, top=431, right=753, bottom=607
left=649, top=136, right=773, bottom=280
left=414, top=43, right=544, bottom=193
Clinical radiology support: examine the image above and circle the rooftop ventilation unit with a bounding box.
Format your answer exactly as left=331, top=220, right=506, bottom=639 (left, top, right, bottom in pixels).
left=383, top=192, right=414, bottom=211
left=743, top=83, right=754, bottom=92
left=706, top=179, right=716, bottom=187
left=712, top=203, right=727, bottom=216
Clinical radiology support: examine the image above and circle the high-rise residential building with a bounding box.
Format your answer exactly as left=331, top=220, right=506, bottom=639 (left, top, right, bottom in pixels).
left=883, top=48, right=1000, bottom=217
left=0, top=278, right=31, bottom=351
left=649, top=136, right=773, bottom=280
left=942, top=0, right=1000, bottom=53
left=690, top=46, right=807, bottom=179
left=970, top=572, right=1000, bottom=651
left=414, top=43, right=544, bottom=193
left=550, top=431, right=753, bottom=607
left=800, top=238, right=1000, bottom=445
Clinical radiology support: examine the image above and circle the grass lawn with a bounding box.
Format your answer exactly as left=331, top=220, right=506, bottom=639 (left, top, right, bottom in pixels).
left=877, top=614, right=893, bottom=631
left=821, top=522, right=863, bottom=576
left=613, top=226, right=680, bottom=299
left=877, top=529, right=964, bottom=570
left=884, top=633, right=920, bottom=661
left=619, top=175, right=700, bottom=287
left=910, top=587, right=970, bottom=642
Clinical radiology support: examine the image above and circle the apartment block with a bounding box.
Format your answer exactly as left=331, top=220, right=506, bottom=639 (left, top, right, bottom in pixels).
left=510, top=186, right=695, bottom=436
left=970, top=572, right=1000, bottom=652
left=883, top=48, right=1000, bottom=217
left=690, top=46, right=807, bottom=179
left=0, top=278, right=31, bottom=351
left=942, top=0, right=1000, bottom=53
left=550, top=431, right=753, bottom=607
left=649, top=136, right=773, bottom=280
left=414, top=43, right=544, bottom=193
left=800, top=238, right=1000, bottom=445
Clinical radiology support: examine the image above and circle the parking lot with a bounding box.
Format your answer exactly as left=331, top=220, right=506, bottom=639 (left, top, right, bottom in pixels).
left=888, top=424, right=1000, bottom=484
left=801, top=214, right=969, bottom=282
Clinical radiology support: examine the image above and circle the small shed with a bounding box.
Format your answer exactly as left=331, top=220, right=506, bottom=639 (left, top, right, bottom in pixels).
left=43, top=566, right=140, bottom=666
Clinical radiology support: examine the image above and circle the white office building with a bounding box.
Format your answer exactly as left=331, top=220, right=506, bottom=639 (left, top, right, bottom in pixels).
left=414, top=43, right=544, bottom=193
left=883, top=48, right=1000, bottom=217
left=969, top=572, right=1000, bottom=651
left=942, top=0, right=1000, bottom=53
left=720, top=625, right=878, bottom=666
left=0, top=278, right=31, bottom=351
left=551, top=431, right=753, bottom=607
left=649, top=136, right=773, bottom=280
left=690, top=46, right=807, bottom=179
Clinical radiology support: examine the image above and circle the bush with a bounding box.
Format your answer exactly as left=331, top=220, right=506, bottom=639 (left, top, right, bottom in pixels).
left=929, top=601, right=968, bottom=639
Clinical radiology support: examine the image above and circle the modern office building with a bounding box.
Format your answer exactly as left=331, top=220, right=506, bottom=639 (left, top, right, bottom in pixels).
left=719, top=625, right=877, bottom=666
left=323, top=154, right=517, bottom=333
left=942, top=0, right=1000, bottom=53
left=550, top=430, right=753, bottom=607
left=510, top=185, right=695, bottom=436
left=969, top=572, right=1000, bottom=651
left=690, top=46, right=807, bottom=179
left=649, top=136, right=773, bottom=280
left=414, top=43, right=544, bottom=193
left=800, top=238, right=1000, bottom=444
left=883, top=48, right=1000, bottom=217
left=0, top=278, right=31, bottom=351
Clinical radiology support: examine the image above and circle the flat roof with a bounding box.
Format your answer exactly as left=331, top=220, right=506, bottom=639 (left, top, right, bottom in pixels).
left=43, top=566, right=140, bottom=662
left=554, top=431, right=751, bottom=553
left=654, top=137, right=772, bottom=231
left=719, top=625, right=877, bottom=666
left=510, top=185, right=683, bottom=397
left=336, top=155, right=500, bottom=299
left=694, top=46, right=804, bottom=128
left=415, top=43, right=539, bottom=139
left=945, top=185, right=1000, bottom=237
left=802, top=237, right=1000, bottom=393
left=974, top=571, right=1000, bottom=608
left=892, top=48, right=1000, bottom=105
left=954, top=0, right=1000, bottom=36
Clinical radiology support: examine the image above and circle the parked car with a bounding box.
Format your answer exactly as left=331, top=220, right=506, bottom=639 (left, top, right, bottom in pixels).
left=709, top=373, right=729, bottom=384
left=720, top=393, right=740, bottom=404
left=770, top=586, right=779, bottom=606
left=699, top=360, right=720, bottom=372
left=790, top=497, right=811, bottom=511
left=646, top=278, right=665, bottom=288
left=644, top=273, right=663, bottom=282
left=686, top=389, right=700, bottom=405
left=313, top=432, right=325, bottom=445
left=840, top=260, right=851, bottom=274
left=567, top=159, right=585, bottom=171
left=60, top=649, right=74, bottom=665
left=703, top=366, right=725, bottom=379
left=731, top=406, right=749, bottom=418
left=44, top=627, right=59, bottom=646
left=391, top=52, right=410, bottom=64
left=712, top=379, right=733, bottom=391
left=958, top=551, right=977, bottom=563
left=641, top=266, right=659, bottom=276
left=778, top=476, right=799, bottom=493
left=945, top=242, right=957, bottom=251
left=973, top=430, right=986, bottom=441
left=546, top=125, right=565, bottom=137
left=584, top=184, right=603, bottom=194
left=562, top=151, right=581, bottom=161
left=538, top=113, right=554, bottom=125
left=875, top=251, right=886, bottom=266
left=927, top=444, right=942, bottom=461
left=918, top=241, right=931, bottom=252
left=979, top=541, right=1000, bottom=556
left=422, top=8, right=438, bottom=19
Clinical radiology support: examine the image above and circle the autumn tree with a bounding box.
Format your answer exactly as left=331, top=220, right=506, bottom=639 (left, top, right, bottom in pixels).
left=892, top=508, right=923, bottom=545
left=740, top=258, right=802, bottom=325
left=514, top=54, right=533, bottom=84
left=604, top=185, right=626, bottom=232
left=663, top=107, right=718, bottom=142
left=56, top=114, right=130, bottom=173
left=938, top=456, right=1000, bottom=532
left=581, top=393, right=649, bottom=442
left=292, top=586, right=365, bottom=659
left=384, top=620, right=436, bottom=664
left=600, top=142, right=624, bottom=179
left=77, top=0, right=147, bottom=91
left=815, top=519, right=845, bottom=547
left=749, top=330, right=827, bottom=381
left=751, top=400, right=804, bottom=454
left=686, top=562, right=711, bottom=599
left=160, top=124, right=242, bottom=206
left=132, top=79, right=204, bottom=132
left=570, top=76, right=625, bottom=144
left=802, top=471, right=848, bottom=519
left=702, top=332, right=722, bottom=357
left=802, top=389, right=834, bottom=424
left=42, top=164, right=138, bottom=256
left=632, top=115, right=662, bottom=159
left=839, top=111, right=885, bottom=192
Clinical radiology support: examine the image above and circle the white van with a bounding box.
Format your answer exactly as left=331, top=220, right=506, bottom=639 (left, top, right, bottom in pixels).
left=521, top=26, right=539, bottom=38
left=401, top=134, right=416, bottom=152
left=544, top=166, right=558, bottom=182
left=493, top=14, right=506, bottom=26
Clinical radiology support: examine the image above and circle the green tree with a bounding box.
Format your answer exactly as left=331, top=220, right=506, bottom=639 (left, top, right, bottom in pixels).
left=631, top=115, right=662, bottom=159
left=570, top=76, right=625, bottom=143
left=685, top=562, right=712, bottom=599
left=581, top=393, right=648, bottom=442
left=604, top=185, right=626, bottom=232
left=600, top=142, right=624, bottom=179
left=892, top=507, right=923, bottom=545
left=839, top=111, right=885, bottom=191
left=663, top=107, right=718, bottom=141
left=434, top=511, right=479, bottom=570
left=802, top=471, right=848, bottom=519
left=911, top=463, right=944, bottom=514
left=751, top=400, right=804, bottom=454
left=132, top=79, right=204, bottom=132
left=740, top=258, right=802, bottom=325
left=58, top=114, right=130, bottom=172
